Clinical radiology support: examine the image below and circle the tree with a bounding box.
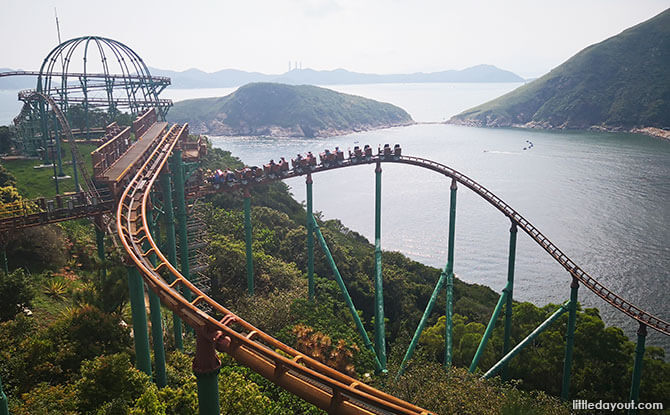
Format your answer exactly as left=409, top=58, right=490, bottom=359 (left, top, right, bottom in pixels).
left=48, top=305, right=133, bottom=373
left=0, top=126, right=15, bottom=154
left=75, top=353, right=151, bottom=414
left=218, top=370, right=274, bottom=415
left=0, top=163, right=17, bottom=187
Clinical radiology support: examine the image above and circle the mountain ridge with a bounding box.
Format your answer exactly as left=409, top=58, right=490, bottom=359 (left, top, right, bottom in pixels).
left=448, top=8, right=670, bottom=138
left=149, top=64, right=524, bottom=88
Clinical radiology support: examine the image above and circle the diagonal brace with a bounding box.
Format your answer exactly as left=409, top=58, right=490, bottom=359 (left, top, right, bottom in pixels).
left=310, top=215, right=383, bottom=373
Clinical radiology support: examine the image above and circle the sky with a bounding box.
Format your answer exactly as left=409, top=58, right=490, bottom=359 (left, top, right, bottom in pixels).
left=1, top=0, right=668, bottom=78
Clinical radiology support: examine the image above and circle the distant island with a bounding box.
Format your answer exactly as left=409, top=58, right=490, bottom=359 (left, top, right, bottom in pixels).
left=449, top=8, right=670, bottom=139
left=147, top=64, right=524, bottom=89
left=167, top=82, right=413, bottom=137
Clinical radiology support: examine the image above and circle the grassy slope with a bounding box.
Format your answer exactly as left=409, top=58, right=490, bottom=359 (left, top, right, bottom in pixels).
left=1, top=143, right=97, bottom=198
left=168, top=83, right=413, bottom=135
left=451, top=8, right=670, bottom=130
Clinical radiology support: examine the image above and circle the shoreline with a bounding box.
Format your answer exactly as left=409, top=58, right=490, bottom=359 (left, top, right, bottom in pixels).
left=447, top=119, right=670, bottom=140
left=190, top=120, right=416, bottom=138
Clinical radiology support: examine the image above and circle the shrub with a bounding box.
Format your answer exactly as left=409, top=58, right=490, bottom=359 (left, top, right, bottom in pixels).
left=0, top=269, right=34, bottom=322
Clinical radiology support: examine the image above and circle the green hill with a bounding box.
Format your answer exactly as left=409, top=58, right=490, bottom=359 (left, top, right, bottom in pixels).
left=167, top=82, right=413, bottom=137
left=449, top=9, right=670, bottom=135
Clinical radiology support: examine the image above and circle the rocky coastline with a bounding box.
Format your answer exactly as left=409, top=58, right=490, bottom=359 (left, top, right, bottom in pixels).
left=447, top=117, right=670, bottom=140
left=190, top=119, right=415, bottom=138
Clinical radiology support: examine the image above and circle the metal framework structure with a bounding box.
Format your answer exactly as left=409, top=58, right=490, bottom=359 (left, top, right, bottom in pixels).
left=4, top=36, right=171, bottom=159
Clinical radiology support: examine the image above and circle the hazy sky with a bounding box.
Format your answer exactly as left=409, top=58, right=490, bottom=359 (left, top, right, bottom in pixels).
left=1, top=0, right=668, bottom=78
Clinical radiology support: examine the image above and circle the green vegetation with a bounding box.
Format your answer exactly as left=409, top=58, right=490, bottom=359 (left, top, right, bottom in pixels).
left=1, top=142, right=97, bottom=198
left=0, top=141, right=668, bottom=413
left=168, top=82, right=413, bottom=137
left=65, top=104, right=134, bottom=131
left=450, top=9, right=670, bottom=131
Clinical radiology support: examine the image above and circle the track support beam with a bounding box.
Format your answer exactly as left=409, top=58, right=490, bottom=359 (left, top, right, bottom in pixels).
left=244, top=189, right=254, bottom=296
left=445, top=178, right=457, bottom=367
left=501, top=222, right=517, bottom=379
left=70, top=139, right=80, bottom=193
left=0, top=247, right=7, bottom=274
left=397, top=270, right=449, bottom=378
left=374, top=160, right=386, bottom=370
left=126, top=266, right=152, bottom=377
left=172, top=149, right=193, bottom=335
left=310, top=215, right=383, bottom=372
left=148, top=291, right=167, bottom=388
left=561, top=276, right=579, bottom=400
left=146, top=207, right=167, bottom=388
left=94, top=216, right=106, bottom=280
left=0, top=374, right=8, bottom=415
left=160, top=171, right=183, bottom=350
left=483, top=300, right=571, bottom=379
left=193, top=333, right=221, bottom=415
left=628, top=323, right=647, bottom=415
left=306, top=174, right=314, bottom=302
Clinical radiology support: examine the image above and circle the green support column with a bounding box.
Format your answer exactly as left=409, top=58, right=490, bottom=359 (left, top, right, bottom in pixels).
left=483, top=301, right=571, bottom=379
left=244, top=189, right=254, bottom=296
left=146, top=207, right=167, bottom=388
left=38, top=99, right=49, bottom=163
left=148, top=290, right=167, bottom=387
left=70, top=141, right=80, bottom=193
left=50, top=143, right=60, bottom=195
left=561, top=276, right=579, bottom=400
left=126, top=266, right=152, bottom=376
left=196, top=371, right=220, bottom=415
left=310, top=216, right=383, bottom=372
left=94, top=216, right=106, bottom=281
left=171, top=150, right=192, bottom=307
left=0, top=374, right=8, bottom=415
left=374, top=161, right=387, bottom=370
left=160, top=172, right=183, bottom=350
left=193, top=333, right=221, bottom=415
left=445, top=178, right=458, bottom=367
left=306, top=174, right=315, bottom=301
left=0, top=248, right=7, bottom=274
left=469, top=283, right=510, bottom=373
left=52, top=113, right=64, bottom=177
left=501, top=222, right=517, bottom=379
left=628, top=323, right=647, bottom=415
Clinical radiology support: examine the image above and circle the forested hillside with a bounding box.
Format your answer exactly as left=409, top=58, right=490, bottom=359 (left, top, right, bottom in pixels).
left=450, top=8, right=670, bottom=134
left=168, top=83, right=413, bottom=137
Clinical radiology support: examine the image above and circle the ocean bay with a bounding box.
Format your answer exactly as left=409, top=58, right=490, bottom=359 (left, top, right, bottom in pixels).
left=205, top=82, right=670, bottom=351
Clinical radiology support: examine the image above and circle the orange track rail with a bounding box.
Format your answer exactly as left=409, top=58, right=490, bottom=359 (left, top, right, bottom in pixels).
left=116, top=125, right=432, bottom=415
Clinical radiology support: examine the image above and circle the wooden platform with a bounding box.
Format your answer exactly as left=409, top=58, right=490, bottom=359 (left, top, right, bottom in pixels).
left=100, top=122, right=168, bottom=183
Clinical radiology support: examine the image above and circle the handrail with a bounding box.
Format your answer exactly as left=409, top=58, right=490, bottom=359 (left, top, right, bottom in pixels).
left=0, top=70, right=171, bottom=82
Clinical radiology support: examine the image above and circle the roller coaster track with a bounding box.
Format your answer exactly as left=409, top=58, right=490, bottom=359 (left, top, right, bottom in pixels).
left=117, top=127, right=668, bottom=413
left=117, top=126, right=432, bottom=415
left=202, top=155, right=670, bottom=337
